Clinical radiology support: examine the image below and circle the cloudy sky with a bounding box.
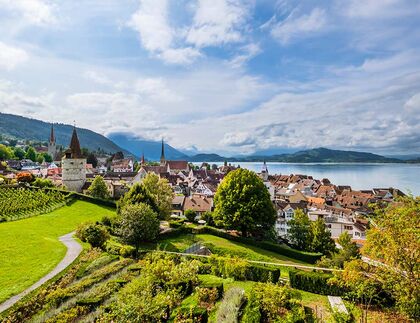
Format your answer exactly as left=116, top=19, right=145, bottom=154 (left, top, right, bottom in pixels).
left=0, top=0, right=419, bottom=156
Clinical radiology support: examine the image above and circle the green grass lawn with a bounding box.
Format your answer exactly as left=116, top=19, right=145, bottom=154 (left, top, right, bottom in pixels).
left=0, top=200, right=115, bottom=303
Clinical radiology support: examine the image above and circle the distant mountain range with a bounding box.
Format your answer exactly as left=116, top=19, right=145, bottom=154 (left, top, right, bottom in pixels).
left=108, top=133, right=188, bottom=161
left=0, top=113, right=414, bottom=163
left=0, top=113, right=131, bottom=155
left=185, top=148, right=403, bottom=163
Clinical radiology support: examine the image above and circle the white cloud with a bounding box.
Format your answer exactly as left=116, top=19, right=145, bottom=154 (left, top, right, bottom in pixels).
left=128, top=0, right=200, bottom=64
left=271, top=8, right=327, bottom=45
left=221, top=132, right=256, bottom=147
left=229, top=43, right=261, bottom=68
left=0, top=42, right=29, bottom=70
left=186, top=0, right=250, bottom=47
left=0, top=0, right=57, bottom=26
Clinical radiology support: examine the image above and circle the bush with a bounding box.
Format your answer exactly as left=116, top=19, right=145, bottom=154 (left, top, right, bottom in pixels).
left=119, top=245, right=136, bottom=258
left=76, top=222, right=110, bottom=249
left=289, top=269, right=343, bottom=296
left=199, top=282, right=224, bottom=300
left=174, top=306, right=208, bottom=323
left=169, top=219, right=185, bottom=229
left=196, top=287, right=220, bottom=308
left=208, top=256, right=280, bottom=283
left=184, top=209, right=197, bottom=222
left=216, top=287, right=245, bottom=323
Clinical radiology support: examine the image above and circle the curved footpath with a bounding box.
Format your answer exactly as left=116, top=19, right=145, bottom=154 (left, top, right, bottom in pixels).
left=0, top=232, right=82, bottom=314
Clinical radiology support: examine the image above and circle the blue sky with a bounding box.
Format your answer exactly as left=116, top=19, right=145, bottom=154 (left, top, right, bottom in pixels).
left=0, top=0, right=419, bottom=156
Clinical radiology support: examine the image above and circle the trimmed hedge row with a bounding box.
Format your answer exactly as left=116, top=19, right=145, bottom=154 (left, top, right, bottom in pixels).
left=196, top=226, right=322, bottom=264
left=289, top=270, right=343, bottom=296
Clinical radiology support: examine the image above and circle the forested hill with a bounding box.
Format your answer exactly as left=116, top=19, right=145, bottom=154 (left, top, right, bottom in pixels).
left=186, top=148, right=403, bottom=163
left=0, top=113, right=131, bottom=155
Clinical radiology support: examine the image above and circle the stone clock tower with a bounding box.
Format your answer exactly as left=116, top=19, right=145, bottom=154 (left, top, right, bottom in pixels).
left=62, top=126, right=86, bottom=192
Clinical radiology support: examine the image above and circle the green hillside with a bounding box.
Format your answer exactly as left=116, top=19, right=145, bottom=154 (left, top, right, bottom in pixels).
left=0, top=113, right=131, bottom=155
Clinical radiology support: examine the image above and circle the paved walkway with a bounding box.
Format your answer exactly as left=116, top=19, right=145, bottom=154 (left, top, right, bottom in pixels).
left=328, top=296, right=348, bottom=314
left=0, top=232, right=82, bottom=314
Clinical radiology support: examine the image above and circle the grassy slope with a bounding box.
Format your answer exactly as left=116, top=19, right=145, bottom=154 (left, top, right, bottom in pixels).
left=0, top=201, right=114, bottom=303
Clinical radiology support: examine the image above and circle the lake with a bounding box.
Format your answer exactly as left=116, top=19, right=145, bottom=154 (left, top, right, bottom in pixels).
left=196, top=162, right=420, bottom=196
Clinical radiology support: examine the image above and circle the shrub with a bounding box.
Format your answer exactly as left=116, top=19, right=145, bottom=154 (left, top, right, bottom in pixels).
left=216, top=287, right=245, bottom=323
left=196, top=287, right=220, bottom=308
left=245, top=264, right=280, bottom=283
left=199, top=282, right=224, bottom=300
left=174, top=306, right=208, bottom=323
left=169, top=219, right=185, bottom=228
left=120, top=245, right=136, bottom=258
left=76, top=222, right=110, bottom=249
left=184, top=209, right=197, bottom=222
left=289, top=269, right=343, bottom=296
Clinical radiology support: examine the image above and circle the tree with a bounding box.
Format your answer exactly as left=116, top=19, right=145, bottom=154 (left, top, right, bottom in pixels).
left=201, top=211, right=215, bottom=226
left=117, top=183, right=159, bottom=215
left=317, top=231, right=360, bottom=268
left=42, top=152, right=53, bottom=163
left=13, top=147, right=25, bottom=160
left=0, top=144, right=13, bottom=160
left=118, top=203, right=160, bottom=253
left=310, top=218, right=336, bottom=255
left=36, top=154, right=44, bottom=164
left=88, top=176, right=110, bottom=199
left=141, top=173, right=174, bottom=219
left=332, top=260, right=381, bottom=323
left=25, top=146, right=37, bottom=162
left=184, top=209, right=196, bottom=222
left=287, top=209, right=312, bottom=250
left=213, top=168, right=276, bottom=237
left=76, top=222, right=110, bottom=249
left=361, top=196, right=420, bottom=319
left=33, top=178, right=54, bottom=188
left=87, top=153, right=98, bottom=168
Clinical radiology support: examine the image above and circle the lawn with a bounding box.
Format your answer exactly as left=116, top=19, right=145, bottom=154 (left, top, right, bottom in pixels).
left=0, top=200, right=115, bottom=303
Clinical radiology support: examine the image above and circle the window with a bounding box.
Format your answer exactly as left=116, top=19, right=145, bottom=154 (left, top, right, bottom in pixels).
left=326, top=224, right=331, bottom=228
left=344, top=225, right=353, bottom=230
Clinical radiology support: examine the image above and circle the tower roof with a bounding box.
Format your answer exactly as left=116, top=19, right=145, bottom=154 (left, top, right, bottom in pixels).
left=160, top=138, right=165, bottom=163
left=50, top=124, right=55, bottom=143
left=69, top=127, right=82, bottom=158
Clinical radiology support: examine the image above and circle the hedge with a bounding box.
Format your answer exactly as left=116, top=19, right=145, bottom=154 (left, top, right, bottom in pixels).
left=173, top=306, right=208, bottom=322
left=199, top=282, right=224, bottom=300
left=289, top=270, right=343, bottom=296
left=196, top=226, right=322, bottom=264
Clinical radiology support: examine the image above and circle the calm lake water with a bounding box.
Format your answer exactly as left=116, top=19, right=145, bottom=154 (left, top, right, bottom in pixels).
left=197, top=162, right=420, bottom=196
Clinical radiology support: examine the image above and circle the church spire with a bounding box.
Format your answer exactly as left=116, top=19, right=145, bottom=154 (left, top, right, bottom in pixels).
left=69, top=126, right=82, bottom=158
left=50, top=124, right=55, bottom=143
left=160, top=138, right=165, bottom=164
left=141, top=151, right=145, bottom=165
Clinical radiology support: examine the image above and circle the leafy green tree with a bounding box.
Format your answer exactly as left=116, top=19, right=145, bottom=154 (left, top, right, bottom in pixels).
left=25, top=146, right=37, bottom=162
left=310, top=218, right=336, bottom=255
left=87, top=153, right=98, bottom=168
left=213, top=168, right=276, bottom=237
left=184, top=209, right=196, bottom=222
left=141, top=173, right=174, bottom=219
left=76, top=222, right=110, bottom=249
left=13, top=147, right=25, bottom=160
left=287, top=209, right=312, bottom=250
left=0, top=144, right=13, bottom=160
left=361, top=196, right=420, bottom=319
left=117, top=183, right=158, bottom=215
left=118, top=203, right=160, bottom=253
left=32, top=177, right=54, bottom=188
left=201, top=211, right=215, bottom=226
left=317, top=232, right=360, bottom=268
left=36, top=154, right=44, bottom=164
left=88, top=176, right=110, bottom=199
left=42, top=152, right=53, bottom=163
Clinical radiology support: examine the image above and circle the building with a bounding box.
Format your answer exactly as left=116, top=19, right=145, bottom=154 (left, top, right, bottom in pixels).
left=48, top=124, right=57, bottom=160
left=62, top=127, right=86, bottom=192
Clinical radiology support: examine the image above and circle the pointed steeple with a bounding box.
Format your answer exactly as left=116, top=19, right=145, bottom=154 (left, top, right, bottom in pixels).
left=160, top=138, right=165, bottom=164
left=69, top=126, right=82, bottom=158
left=50, top=124, right=55, bottom=143
left=141, top=151, right=145, bottom=165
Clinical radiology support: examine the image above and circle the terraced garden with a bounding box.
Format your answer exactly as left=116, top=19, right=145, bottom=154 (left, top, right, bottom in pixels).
left=0, top=186, right=68, bottom=222
left=0, top=200, right=115, bottom=303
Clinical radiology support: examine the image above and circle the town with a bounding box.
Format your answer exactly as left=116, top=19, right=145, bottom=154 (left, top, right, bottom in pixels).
left=0, top=125, right=405, bottom=245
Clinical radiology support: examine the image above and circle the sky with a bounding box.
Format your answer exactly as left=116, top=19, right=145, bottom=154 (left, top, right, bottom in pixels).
left=0, top=0, right=419, bottom=156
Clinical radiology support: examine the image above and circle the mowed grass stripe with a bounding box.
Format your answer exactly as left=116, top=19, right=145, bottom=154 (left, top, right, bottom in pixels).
left=0, top=200, right=115, bottom=303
